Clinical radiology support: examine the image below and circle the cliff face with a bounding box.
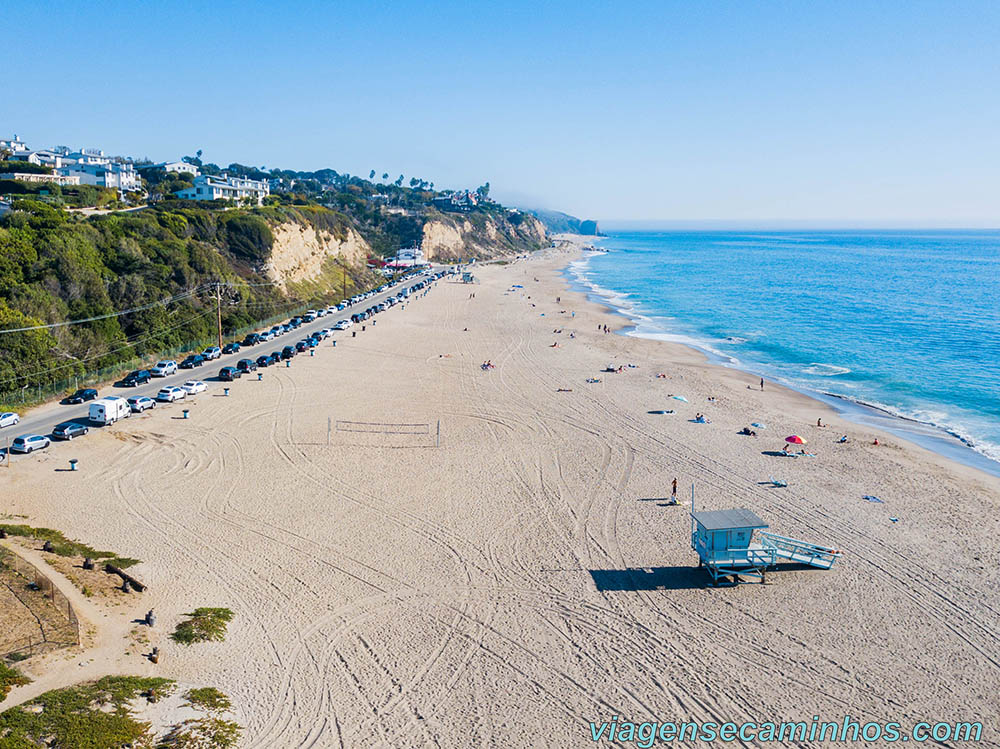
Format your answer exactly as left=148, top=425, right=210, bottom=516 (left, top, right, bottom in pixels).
left=265, top=222, right=371, bottom=290
left=419, top=211, right=547, bottom=261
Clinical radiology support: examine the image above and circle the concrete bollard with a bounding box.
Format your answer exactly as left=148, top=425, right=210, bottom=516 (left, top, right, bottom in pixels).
left=182, top=409, right=189, bottom=419
left=352, top=331, right=356, bottom=338
left=332, top=340, right=337, bottom=347
left=258, top=372, right=263, bottom=381
left=69, top=458, right=78, bottom=471
left=310, top=349, right=314, bottom=357
left=285, top=360, right=291, bottom=368
left=122, top=579, right=132, bottom=593
left=224, top=387, right=230, bottom=397
left=362, top=325, right=366, bottom=331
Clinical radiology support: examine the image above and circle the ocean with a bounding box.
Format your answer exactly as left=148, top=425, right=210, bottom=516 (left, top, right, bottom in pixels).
left=566, top=230, right=1000, bottom=477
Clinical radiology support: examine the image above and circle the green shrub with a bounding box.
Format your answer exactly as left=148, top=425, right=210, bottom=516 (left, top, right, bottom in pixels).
left=185, top=687, right=231, bottom=712
left=0, top=662, right=30, bottom=700
left=171, top=608, right=234, bottom=645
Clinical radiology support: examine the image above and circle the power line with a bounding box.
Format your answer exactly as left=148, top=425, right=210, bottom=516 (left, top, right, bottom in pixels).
left=0, top=285, right=212, bottom=335
left=0, top=309, right=215, bottom=387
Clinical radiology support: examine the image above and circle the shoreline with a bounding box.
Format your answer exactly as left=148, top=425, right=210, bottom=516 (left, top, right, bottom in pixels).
left=556, top=237, right=1000, bottom=481
left=4, top=241, right=999, bottom=744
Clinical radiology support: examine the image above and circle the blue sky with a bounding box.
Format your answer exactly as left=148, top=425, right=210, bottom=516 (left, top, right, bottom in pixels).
left=3, top=0, right=998, bottom=225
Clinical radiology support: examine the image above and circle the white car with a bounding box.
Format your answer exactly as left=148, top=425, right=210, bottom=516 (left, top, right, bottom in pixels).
left=334, top=320, right=352, bottom=330
left=181, top=380, right=207, bottom=395
left=0, top=412, right=20, bottom=428
left=156, top=386, right=186, bottom=402
left=10, top=434, right=50, bottom=453
left=151, top=360, right=178, bottom=377
left=202, top=346, right=222, bottom=361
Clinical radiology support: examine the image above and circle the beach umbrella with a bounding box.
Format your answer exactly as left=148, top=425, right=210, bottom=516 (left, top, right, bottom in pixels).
left=785, top=435, right=806, bottom=445
left=672, top=395, right=688, bottom=402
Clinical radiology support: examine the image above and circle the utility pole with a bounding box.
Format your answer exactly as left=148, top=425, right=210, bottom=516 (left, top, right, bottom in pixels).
left=342, top=266, right=347, bottom=302
left=215, top=283, right=223, bottom=349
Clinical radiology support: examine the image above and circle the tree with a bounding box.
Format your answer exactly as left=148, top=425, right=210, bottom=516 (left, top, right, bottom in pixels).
left=476, top=182, right=491, bottom=199
left=394, top=174, right=404, bottom=187
left=381, top=172, right=389, bottom=181
left=369, top=170, right=376, bottom=180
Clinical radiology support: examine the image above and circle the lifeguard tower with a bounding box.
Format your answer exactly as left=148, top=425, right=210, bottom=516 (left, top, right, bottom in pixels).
left=690, top=507, right=842, bottom=585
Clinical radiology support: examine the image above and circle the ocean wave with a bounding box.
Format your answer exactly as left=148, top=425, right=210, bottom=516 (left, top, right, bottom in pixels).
left=803, top=363, right=852, bottom=376
left=724, top=336, right=747, bottom=344
left=822, top=392, right=1000, bottom=463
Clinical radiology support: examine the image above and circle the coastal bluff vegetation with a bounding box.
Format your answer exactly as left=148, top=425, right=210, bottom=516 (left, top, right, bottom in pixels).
left=0, top=177, right=546, bottom=408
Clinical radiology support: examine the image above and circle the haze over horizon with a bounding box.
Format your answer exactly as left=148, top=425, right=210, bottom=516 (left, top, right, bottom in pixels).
left=3, top=0, right=998, bottom=226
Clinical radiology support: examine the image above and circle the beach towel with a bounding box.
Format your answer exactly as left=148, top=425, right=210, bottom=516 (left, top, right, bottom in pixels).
left=862, top=495, right=884, bottom=503
left=672, top=395, right=688, bottom=402
left=751, top=422, right=766, bottom=429
left=769, top=476, right=787, bottom=487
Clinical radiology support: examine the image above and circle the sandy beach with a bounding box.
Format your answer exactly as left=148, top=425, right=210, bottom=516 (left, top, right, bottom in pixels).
left=3, top=237, right=999, bottom=746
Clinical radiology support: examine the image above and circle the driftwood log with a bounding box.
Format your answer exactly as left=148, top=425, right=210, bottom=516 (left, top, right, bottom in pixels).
left=104, top=563, right=147, bottom=592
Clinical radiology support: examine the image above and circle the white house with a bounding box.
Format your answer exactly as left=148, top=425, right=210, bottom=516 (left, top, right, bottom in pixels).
left=13, top=150, right=65, bottom=169
left=56, top=161, right=141, bottom=192
left=0, top=135, right=29, bottom=155
left=146, top=160, right=200, bottom=177
left=176, top=174, right=269, bottom=205
left=0, top=172, right=81, bottom=186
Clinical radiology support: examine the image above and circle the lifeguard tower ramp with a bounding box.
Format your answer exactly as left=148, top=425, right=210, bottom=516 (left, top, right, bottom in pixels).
left=690, top=508, right=842, bottom=585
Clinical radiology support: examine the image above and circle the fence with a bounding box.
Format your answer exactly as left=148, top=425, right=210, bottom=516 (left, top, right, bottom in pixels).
left=0, top=547, right=80, bottom=660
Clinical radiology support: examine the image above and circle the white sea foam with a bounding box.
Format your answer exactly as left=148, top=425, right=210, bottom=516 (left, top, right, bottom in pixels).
left=803, top=363, right=852, bottom=376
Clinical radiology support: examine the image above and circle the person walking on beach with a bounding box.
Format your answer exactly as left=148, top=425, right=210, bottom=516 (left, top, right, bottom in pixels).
left=760, top=377, right=765, bottom=391
left=669, top=477, right=678, bottom=505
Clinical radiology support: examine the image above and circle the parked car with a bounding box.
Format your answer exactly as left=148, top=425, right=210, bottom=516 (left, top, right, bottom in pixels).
left=236, top=358, right=257, bottom=373
left=156, top=386, right=186, bottom=402
left=0, top=412, right=20, bottom=428
left=121, top=369, right=151, bottom=387
left=255, top=355, right=272, bottom=368
left=89, top=396, right=131, bottom=425
left=10, top=434, right=50, bottom=453
left=52, top=421, right=89, bottom=440
left=65, top=388, right=99, bottom=404
left=294, top=340, right=309, bottom=353
left=242, top=333, right=261, bottom=347
left=219, top=366, right=242, bottom=381
left=151, top=360, right=177, bottom=377
left=202, top=346, right=222, bottom=361
left=222, top=342, right=241, bottom=355
left=180, top=380, right=207, bottom=395
left=334, top=320, right=352, bottom=330
left=179, top=354, right=205, bottom=369
left=127, top=396, right=155, bottom=413
left=281, top=346, right=296, bottom=360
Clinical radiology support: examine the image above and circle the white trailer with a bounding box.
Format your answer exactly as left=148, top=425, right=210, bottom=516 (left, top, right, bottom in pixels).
left=89, top=396, right=131, bottom=425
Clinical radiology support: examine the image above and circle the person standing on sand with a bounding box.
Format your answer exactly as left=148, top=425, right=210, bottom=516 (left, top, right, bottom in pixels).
left=670, top=478, right=678, bottom=504
left=760, top=377, right=764, bottom=391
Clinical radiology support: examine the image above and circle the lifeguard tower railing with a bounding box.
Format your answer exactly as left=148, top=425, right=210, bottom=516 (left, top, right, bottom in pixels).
left=691, top=532, right=777, bottom=584
left=759, top=532, right=842, bottom=570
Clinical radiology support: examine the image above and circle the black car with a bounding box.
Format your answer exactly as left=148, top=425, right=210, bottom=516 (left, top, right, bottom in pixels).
left=241, top=333, right=260, bottom=347
left=222, top=342, right=242, bottom=355
left=236, top=358, right=257, bottom=373
left=290, top=317, right=302, bottom=328
left=121, top=369, right=151, bottom=387
left=65, top=388, right=98, bottom=404
left=281, top=346, right=296, bottom=360
left=294, top=340, right=309, bottom=353
left=219, top=366, right=242, bottom=381
left=52, top=421, right=89, bottom=440
left=180, top=354, right=205, bottom=369
left=255, top=355, right=273, bottom=368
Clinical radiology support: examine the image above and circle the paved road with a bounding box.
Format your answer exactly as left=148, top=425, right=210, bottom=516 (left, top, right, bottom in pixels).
left=0, top=270, right=446, bottom=462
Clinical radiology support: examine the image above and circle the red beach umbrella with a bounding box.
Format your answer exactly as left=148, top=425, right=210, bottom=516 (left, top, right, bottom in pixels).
left=785, top=435, right=807, bottom=445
